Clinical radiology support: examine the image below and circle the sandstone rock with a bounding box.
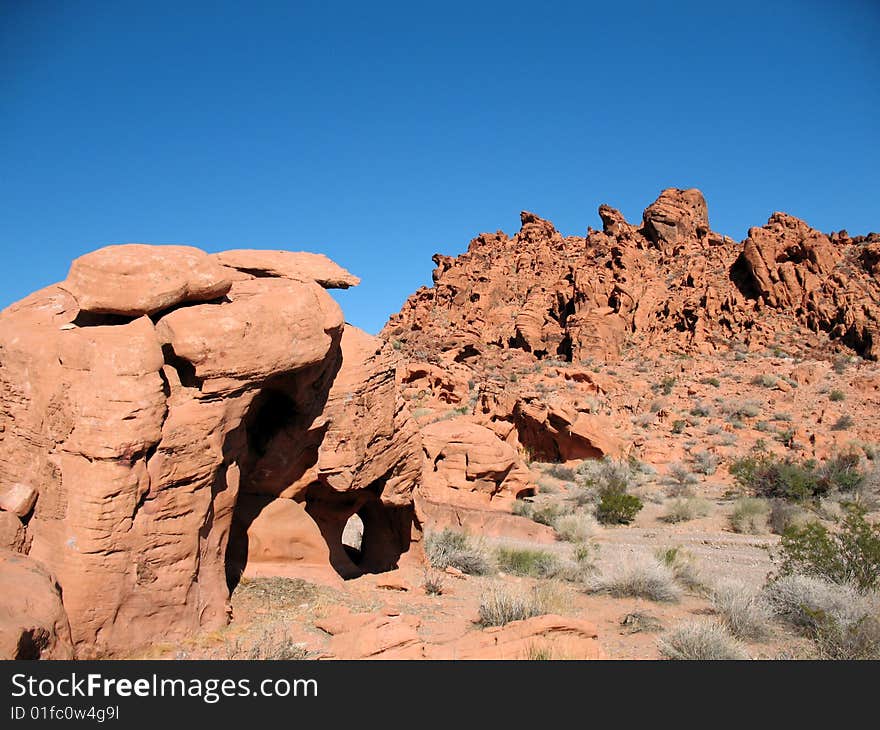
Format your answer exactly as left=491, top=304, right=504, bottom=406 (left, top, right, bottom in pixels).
left=641, top=188, right=710, bottom=249
left=316, top=608, right=424, bottom=659
left=215, top=250, right=361, bottom=289
left=62, top=244, right=231, bottom=316
left=0, top=244, right=421, bottom=656
left=420, top=418, right=530, bottom=501
left=0, top=483, right=37, bottom=517
left=426, top=614, right=604, bottom=660
left=0, top=551, right=74, bottom=659
left=0, top=512, right=25, bottom=552
left=314, top=609, right=604, bottom=660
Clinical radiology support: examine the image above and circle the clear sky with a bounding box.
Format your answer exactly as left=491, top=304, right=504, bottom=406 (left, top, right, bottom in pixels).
left=2, top=0, right=878, bottom=334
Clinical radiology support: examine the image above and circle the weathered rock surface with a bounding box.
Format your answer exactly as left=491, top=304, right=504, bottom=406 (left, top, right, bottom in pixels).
left=62, top=244, right=232, bottom=316
left=0, top=244, right=420, bottom=657
left=316, top=607, right=604, bottom=659
left=215, top=250, right=361, bottom=289
left=0, top=551, right=73, bottom=659
left=385, top=187, right=878, bottom=364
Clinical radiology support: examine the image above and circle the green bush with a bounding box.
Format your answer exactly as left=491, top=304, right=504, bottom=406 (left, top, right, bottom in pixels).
left=729, top=451, right=826, bottom=502
left=817, top=452, right=865, bottom=492
left=829, top=389, right=846, bottom=402
left=495, top=547, right=559, bottom=578
left=596, top=492, right=643, bottom=525
left=776, top=505, right=880, bottom=592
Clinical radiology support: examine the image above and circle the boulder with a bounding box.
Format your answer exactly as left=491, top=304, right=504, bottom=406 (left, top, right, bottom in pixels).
left=0, top=551, right=73, bottom=659
left=62, top=244, right=231, bottom=316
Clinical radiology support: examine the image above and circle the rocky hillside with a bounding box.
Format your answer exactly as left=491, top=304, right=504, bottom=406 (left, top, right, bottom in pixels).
left=384, top=188, right=879, bottom=363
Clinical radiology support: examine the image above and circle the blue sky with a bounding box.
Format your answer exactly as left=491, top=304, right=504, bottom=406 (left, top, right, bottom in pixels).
left=2, top=0, right=878, bottom=334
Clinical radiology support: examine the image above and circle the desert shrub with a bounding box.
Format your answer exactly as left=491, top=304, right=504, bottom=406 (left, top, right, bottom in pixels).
left=654, top=376, right=676, bottom=395
left=655, top=546, right=706, bottom=592
left=775, top=505, right=880, bottom=591
left=829, top=389, right=846, bottom=402
left=701, top=376, right=721, bottom=388
left=222, top=627, right=311, bottom=660
left=831, top=414, right=854, bottom=431
left=554, top=512, right=597, bottom=542
left=661, top=497, right=711, bottom=524
left=763, top=574, right=876, bottom=629
left=423, top=569, right=445, bottom=596
left=817, top=451, right=865, bottom=492
left=576, top=457, right=631, bottom=493
left=658, top=620, right=749, bottom=660
left=661, top=498, right=695, bottom=523
left=730, top=497, right=770, bottom=534
left=751, top=374, right=777, bottom=388
left=671, top=419, right=687, bottom=434
left=711, top=580, right=772, bottom=640
left=424, top=529, right=492, bottom=575
left=763, top=574, right=880, bottom=659
left=769, top=499, right=812, bottom=535
left=811, top=613, right=880, bottom=660
left=589, top=555, right=681, bottom=602
left=596, top=492, right=643, bottom=525
left=544, top=463, right=576, bottom=481
left=495, top=546, right=559, bottom=578
left=690, top=402, right=712, bottom=417
left=729, top=451, right=825, bottom=502
left=666, top=462, right=698, bottom=494
left=578, top=458, right=643, bottom=524
left=721, top=400, right=761, bottom=419
left=692, top=450, right=720, bottom=475
left=478, top=584, right=556, bottom=627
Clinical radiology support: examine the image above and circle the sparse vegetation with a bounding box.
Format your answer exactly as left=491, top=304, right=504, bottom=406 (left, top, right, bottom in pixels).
left=424, top=529, right=492, bottom=575
left=751, top=374, right=777, bottom=388
left=829, top=389, right=846, bottom=402
left=775, top=505, right=880, bottom=591
left=768, top=499, right=811, bottom=535
left=544, top=463, right=576, bottom=481
left=553, top=512, right=597, bottom=542
left=692, top=450, right=720, bottom=475
left=661, top=497, right=711, bottom=524
left=730, top=497, right=770, bottom=534
left=423, top=569, right=445, bottom=595
left=655, top=546, right=706, bottom=592
left=831, top=414, right=854, bottom=431
left=495, top=546, right=559, bottom=578
left=596, top=491, right=643, bottom=525
left=727, top=449, right=863, bottom=502
left=477, top=584, right=554, bottom=627
left=589, top=555, right=681, bottom=602
left=658, top=620, right=749, bottom=660
left=711, top=580, right=771, bottom=640
left=763, top=574, right=880, bottom=659
left=665, top=462, right=698, bottom=496
left=222, top=627, right=311, bottom=660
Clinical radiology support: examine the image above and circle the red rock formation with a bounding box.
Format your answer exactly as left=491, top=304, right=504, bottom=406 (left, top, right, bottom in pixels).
left=0, top=551, right=73, bottom=659
left=0, top=244, right=421, bottom=657
left=385, top=187, right=878, bottom=364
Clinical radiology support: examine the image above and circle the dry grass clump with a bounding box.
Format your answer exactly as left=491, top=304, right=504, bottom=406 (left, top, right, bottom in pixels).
left=729, top=497, right=770, bottom=533
left=424, top=529, right=492, bottom=575
left=711, top=580, right=772, bottom=640
left=588, top=554, right=681, bottom=602
left=658, top=620, right=749, bottom=660
left=478, top=583, right=564, bottom=627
